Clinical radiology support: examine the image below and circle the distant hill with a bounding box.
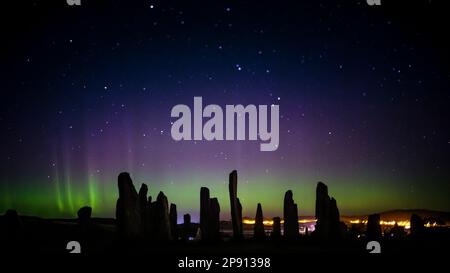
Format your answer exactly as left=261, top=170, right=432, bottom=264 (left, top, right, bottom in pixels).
left=342, top=209, right=450, bottom=225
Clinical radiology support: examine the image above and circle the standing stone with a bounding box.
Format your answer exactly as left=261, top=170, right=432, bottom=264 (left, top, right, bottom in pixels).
left=315, top=182, right=342, bottom=240
left=366, top=214, right=382, bottom=241
left=116, top=172, right=142, bottom=239
left=210, top=198, right=221, bottom=241
left=77, top=206, right=92, bottom=229
left=229, top=170, right=243, bottom=239
left=200, top=187, right=211, bottom=241
left=237, top=198, right=243, bottom=236
left=410, top=213, right=425, bottom=237
left=272, top=217, right=281, bottom=238
left=170, top=203, right=178, bottom=240
left=329, top=197, right=341, bottom=239
left=138, top=183, right=149, bottom=235
left=200, top=187, right=221, bottom=241
left=3, top=209, right=23, bottom=240
left=283, top=190, right=299, bottom=239
left=182, top=213, right=192, bottom=241
left=254, top=203, right=265, bottom=238
left=154, top=191, right=172, bottom=241
left=315, top=182, right=330, bottom=237
left=147, top=196, right=155, bottom=237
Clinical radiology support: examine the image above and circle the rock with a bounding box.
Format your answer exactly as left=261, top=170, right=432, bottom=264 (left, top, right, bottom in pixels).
left=366, top=214, right=382, bottom=241
left=182, top=213, right=192, bottom=241
left=315, top=182, right=342, bottom=240
left=229, top=170, right=243, bottom=240
left=77, top=206, right=92, bottom=227
left=138, top=183, right=149, bottom=235
left=200, top=187, right=221, bottom=241
left=410, top=213, right=425, bottom=237
left=154, top=191, right=172, bottom=241
left=254, top=203, right=265, bottom=239
left=170, top=203, right=178, bottom=240
left=116, top=172, right=142, bottom=239
left=283, top=190, right=299, bottom=239
left=315, top=182, right=330, bottom=237
left=272, top=217, right=281, bottom=238
left=3, top=209, right=23, bottom=239
left=209, top=198, right=221, bottom=241
left=200, top=187, right=211, bottom=241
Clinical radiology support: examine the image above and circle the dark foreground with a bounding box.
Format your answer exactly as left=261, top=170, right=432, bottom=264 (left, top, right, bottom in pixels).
left=1, top=216, right=449, bottom=256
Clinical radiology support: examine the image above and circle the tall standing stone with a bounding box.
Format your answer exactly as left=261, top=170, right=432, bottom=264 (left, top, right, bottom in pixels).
left=116, top=172, right=142, bottom=239
left=254, top=203, right=265, bottom=238
left=366, top=214, right=382, bottom=241
left=200, top=187, right=221, bottom=241
left=283, top=190, right=299, bottom=239
left=154, top=191, right=172, bottom=241
left=200, top=187, right=211, bottom=241
left=315, top=182, right=342, bottom=240
left=315, top=182, right=330, bottom=237
left=170, top=203, right=178, bottom=240
left=272, top=217, right=281, bottom=238
left=210, top=198, right=221, bottom=241
left=138, top=183, right=149, bottom=235
left=229, top=170, right=243, bottom=239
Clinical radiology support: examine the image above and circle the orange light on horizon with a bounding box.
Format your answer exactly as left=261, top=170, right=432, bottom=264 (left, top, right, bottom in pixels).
left=242, top=218, right=317, bottom=226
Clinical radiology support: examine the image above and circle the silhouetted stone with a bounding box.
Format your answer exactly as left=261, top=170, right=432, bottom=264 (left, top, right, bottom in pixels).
left=182, top=213, right=192, bottom=241
left=200, top=187, right=211, bottom=241
left=272, top=217, right=281, bottom=238
left=315, top=182, right=342, bottom=240
left=154, top=191, right=172, bottom=241
left=116, top=172, right=142, bottom=239
left=77, top=206, right=92, bottom=227
left=366, top=214, right=382, bottom=241
left=200, top=187, right=221, bottom=242
left=147, top=195, right=156, bottom=238
left=3, top=209, right=23, bottom=240
left=237, top=198, right=243, bottom=235
left=138, top=183, right=149, bottom=235
left=254, top=203, right=265, bottom=239
left=209, top=198, right=221, bottom=241
left=410, top=213, right=425, bottom=237
left=283, top=190, right=299, bottom=239
left=390, top=223, right=406, bottom=239
left=170, top=203, right=178, bottom=240
left=229, top=170, right=243, bottom=240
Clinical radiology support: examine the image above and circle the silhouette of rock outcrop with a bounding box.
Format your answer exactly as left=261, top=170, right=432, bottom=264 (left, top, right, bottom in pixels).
left=170, top=203, right=178, bottom=240
left=283, top=190, right=299, bottom=239
left=272, top=217, right=281, bottom=238
left=116, top=172, right=142, bottom=239
left=254, top=203, right=265, bottom=239
left=229, top=170, right=243, bottom=240
left=366, top=213, right=382, bottom=241
left=200, top=187, right=221, bottom=241
left=315, top=182, right=342, bottom=240
left=410, top=213, right=425, bottom=238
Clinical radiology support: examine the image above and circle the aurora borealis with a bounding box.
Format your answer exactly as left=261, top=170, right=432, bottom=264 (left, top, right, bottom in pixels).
left=1, top=0, right=450, bottom=222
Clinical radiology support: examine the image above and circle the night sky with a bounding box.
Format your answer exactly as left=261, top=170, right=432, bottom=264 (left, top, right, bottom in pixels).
left=1, top=0, right=450, bottom=221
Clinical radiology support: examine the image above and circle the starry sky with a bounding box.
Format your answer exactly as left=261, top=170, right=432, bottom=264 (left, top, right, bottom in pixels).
left=1, top=0, right=450, bottom=221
